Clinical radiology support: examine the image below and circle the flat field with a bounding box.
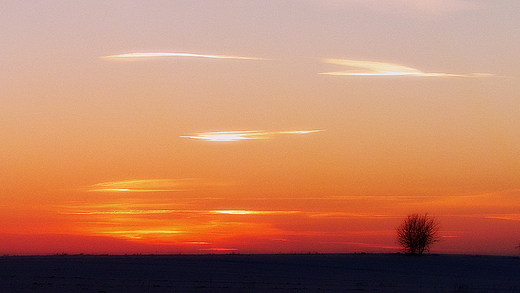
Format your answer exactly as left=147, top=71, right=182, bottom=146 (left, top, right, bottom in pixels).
left=0, top=254, right=518, bottom=292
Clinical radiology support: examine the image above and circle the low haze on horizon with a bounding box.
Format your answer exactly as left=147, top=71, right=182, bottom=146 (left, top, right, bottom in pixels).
left=1, top=0, right=519, bottom=255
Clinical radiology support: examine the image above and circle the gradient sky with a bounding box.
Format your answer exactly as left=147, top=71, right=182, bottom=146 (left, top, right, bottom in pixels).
left=1, top=0, right=519, bottom=255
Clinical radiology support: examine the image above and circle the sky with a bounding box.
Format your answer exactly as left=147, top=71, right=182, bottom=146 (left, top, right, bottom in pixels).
left=1, top=0, right=519, bottom=255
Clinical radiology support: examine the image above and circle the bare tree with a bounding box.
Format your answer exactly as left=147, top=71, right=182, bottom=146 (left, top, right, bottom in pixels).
left=397, top=214, right=440, bottom=255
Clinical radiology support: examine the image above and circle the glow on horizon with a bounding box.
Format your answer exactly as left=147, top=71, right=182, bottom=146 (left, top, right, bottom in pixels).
left=101, top=52, right=265, bottom=60
left=320, top=59, right=495, bottom=77
left=181, top=130, right=323, bottom=142
left=47, top=193, right=520, bottom=254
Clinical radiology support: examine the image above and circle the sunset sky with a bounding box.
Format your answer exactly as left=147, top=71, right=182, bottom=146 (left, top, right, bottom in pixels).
left=1, top=0, right=519, bottom=255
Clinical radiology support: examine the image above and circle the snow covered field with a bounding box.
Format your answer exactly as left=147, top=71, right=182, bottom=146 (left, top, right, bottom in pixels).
left=0, top=254, right=518, bottom=292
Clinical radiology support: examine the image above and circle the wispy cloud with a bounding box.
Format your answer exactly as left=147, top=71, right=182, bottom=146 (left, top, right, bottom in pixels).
left=58, top=200, right=300, bottom=217
left=210, top=210, right=300, bottom=215
left=181, top=130, right=323, bottom=142
left=320, top=59, right=495, bottom=77
left=199, top=247, right=238, bottom=252
left=88, top=179, right=193, bottom=192
left=309, top=212, right=398, bottom=219
left=314, top=0, right=483, bottom=14
left=86, top=178, right=230, bottom=192
left=376, top=0, right=483, bottom=14
left=101, top=52, right=265, bottom=61
left=482, top=214, right=520, bottom=222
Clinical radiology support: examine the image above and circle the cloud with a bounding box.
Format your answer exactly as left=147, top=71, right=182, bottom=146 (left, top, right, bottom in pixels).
left=86, top=178, right=230, bottom=192
left=210, top=210, right=300, bottom=215
left=482, top=214, right=520, bottom=222
left=368, top=0, right=482, bottom=14
left=180, top=130, right=323, bottom=142
left=88, top=179, right=193, bottom=192
left=309, top=212, right=398, bottom=219
left=101, top=52, right=265, bottom=61
left=314, top=0, right=483, bottom=14
left=320, top=58, right=495, bottom=77
left=59, top=205, right=299, bottom=216
left=199, top=248, right=238, bottom=251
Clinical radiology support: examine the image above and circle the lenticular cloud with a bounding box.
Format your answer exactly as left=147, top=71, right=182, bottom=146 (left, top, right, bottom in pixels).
left=315, top=0, right=482, bottom=14
left=320, top=58, right=495, bottom=77
left=181, top=130, right=323, bottom=142
left=101, top=52, right=264, bottom=60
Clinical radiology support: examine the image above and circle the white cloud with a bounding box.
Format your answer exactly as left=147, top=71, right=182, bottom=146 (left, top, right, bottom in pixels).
left=320, top=58, right=495, bottom=77
left=101, top=52, right=265, bottom=61
left=378, top=0, right=482, bottom=13
left=180, top=130, right=323, bottom=142
left=313, top=0, right=483, bottom=14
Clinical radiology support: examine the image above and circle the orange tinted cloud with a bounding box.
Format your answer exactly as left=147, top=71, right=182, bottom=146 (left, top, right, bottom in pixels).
left=87, top=179, right=230, bottom=192
left=181, top=130, right=323, bottom=142
left=320, top=58, right=495, bottom=77
left=210, top=210, right=299, bottom=215
left=200, top=248, right=238, bottom=251
left=54, top=198, right=301, bottom=243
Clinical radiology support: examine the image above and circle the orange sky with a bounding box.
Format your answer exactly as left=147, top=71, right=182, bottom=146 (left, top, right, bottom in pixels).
left=1, top=0, right=519, bottom=255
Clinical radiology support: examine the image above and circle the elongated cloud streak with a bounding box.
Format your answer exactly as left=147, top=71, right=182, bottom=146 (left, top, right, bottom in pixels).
left=86, top=178, right=230, bottom=192
left=314, top=0, right=483, bottom=14
left=180, top=130, right=323, bottom=142
left=320, top=58, right=494, bottom=77
left=210, top=210, right=299, bottom=215
left=88, top=179, right=191, bottom=192
left=101, top=52, right=265, bottom=61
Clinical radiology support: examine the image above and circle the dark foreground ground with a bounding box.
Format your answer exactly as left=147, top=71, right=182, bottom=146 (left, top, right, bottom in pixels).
left=0, top=254, right=518, bottom=292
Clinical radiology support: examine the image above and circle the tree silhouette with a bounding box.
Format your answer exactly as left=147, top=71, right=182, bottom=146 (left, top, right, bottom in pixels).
left=397, top=214, right=440, bottom=255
